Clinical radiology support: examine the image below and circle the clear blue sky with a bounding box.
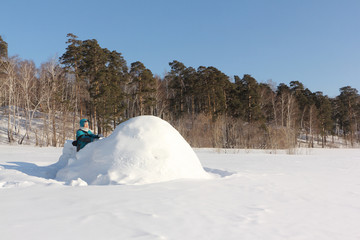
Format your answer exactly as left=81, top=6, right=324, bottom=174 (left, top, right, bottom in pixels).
left=1, top=0, right=359, bottom=97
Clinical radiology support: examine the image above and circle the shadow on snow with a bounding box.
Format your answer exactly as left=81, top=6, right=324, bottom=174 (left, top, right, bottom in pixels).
left=1, top=161, right=236, bottom=181
left=0, top=161, right=62, bottom=180
left=203, top=167, right=236, bottom=178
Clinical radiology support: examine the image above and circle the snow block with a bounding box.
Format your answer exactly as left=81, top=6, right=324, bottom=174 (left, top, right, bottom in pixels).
left=56, top=116, right=210, bottom=185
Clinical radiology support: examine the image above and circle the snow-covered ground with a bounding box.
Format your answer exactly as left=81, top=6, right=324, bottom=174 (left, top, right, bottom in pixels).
left=1, top=145, right=360, bottom=240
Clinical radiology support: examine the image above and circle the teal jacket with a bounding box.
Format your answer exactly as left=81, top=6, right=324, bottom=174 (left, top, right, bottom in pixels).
left=76, top=128, right=99, bottom=151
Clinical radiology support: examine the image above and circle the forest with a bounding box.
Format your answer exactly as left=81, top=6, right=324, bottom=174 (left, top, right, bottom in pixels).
left=0, top=34, right=359, bottom=149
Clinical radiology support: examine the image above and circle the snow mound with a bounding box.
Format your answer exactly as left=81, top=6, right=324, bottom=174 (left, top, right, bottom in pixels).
left=56, top=116, right=210, bottom=185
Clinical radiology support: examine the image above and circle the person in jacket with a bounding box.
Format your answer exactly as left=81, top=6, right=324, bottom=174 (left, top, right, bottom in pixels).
left=76, top=119, right=99, bottom=152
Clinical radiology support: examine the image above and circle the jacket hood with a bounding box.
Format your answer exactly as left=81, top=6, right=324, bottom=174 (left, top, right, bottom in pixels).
left=80, top=119, right=89, bottom=127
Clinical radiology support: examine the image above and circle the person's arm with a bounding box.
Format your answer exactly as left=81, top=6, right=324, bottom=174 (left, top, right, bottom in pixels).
left=87, top=130, right=99, bottom=139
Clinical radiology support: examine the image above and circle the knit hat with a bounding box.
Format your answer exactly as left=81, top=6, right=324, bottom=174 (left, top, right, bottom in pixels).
left=80, top=119, right=89, bottom=127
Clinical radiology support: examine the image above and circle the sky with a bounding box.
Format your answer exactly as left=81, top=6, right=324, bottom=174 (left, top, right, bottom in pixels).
left=1, top=0, right=359, bottom=97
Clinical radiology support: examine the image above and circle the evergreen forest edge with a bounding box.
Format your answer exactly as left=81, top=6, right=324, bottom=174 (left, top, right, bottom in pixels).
left=0, top=34, right=359, bottom=149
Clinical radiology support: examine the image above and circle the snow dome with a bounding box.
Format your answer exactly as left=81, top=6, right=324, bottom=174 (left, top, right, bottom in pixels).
left=56, top=116, right=210, bottom=185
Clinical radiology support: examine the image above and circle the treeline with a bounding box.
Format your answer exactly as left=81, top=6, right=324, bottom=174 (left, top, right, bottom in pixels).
left=0, top=34, right=359, bottom=148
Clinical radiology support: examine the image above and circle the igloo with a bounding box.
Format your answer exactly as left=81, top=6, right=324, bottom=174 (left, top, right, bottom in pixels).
left=56, top=116, right=210, bottom=185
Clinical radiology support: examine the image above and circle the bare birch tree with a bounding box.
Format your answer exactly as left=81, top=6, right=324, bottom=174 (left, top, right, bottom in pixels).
left=17, top=60, right=39, bottom=143
left=1, top=56, right=18, bottom=142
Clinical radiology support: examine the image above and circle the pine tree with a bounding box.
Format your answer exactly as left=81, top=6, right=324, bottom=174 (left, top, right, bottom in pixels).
left=336, top=86, right=359, bottom=146
left=227, top=75, right=245, bottom=119
left=167, top=60, right=187, bottom=117
left=290, top=81, right=307, bottom=128
left=314, top=92, right=333, bottom=147
left=80, top=39, right=108, bottom=133
left=196, top=66, right=230, bottom=118
left=240, top=74, right=262, bottom=123
left=59, top=33, right=86, bottom=136
left=97, top=50, right=128, bottom=132
left=182, top=66, right=197, bottom=116
left=130, top=61, right=156, bottom=116
left=0, top=35, right=8, bottom=59
left=258, top=83, right=275, bottom=123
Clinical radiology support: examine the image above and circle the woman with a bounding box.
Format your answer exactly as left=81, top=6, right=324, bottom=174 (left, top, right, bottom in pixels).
left=76, top=119, right=99, bottom=152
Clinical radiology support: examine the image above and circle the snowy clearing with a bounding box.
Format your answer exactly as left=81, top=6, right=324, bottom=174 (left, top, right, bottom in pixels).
left=1, top=145, right=360, bottom=240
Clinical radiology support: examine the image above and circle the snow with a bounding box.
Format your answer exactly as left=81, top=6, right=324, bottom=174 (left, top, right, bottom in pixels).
left=56, top=116, right=210, bottom=185
left=1, top=145, right=360, bottom=240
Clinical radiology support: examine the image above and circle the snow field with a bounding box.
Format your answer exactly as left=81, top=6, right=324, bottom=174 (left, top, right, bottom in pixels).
left=1, top=146, right=360, bottom=239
